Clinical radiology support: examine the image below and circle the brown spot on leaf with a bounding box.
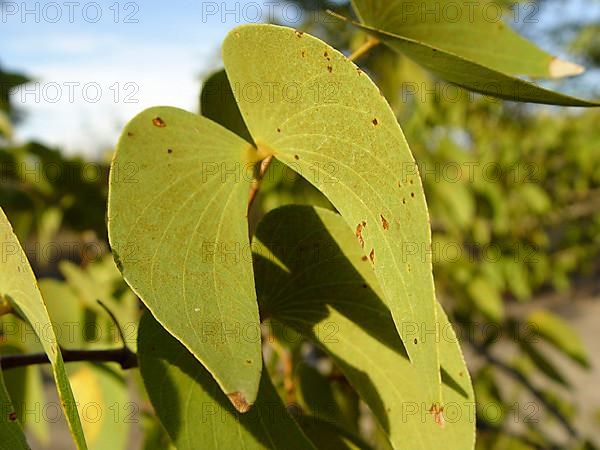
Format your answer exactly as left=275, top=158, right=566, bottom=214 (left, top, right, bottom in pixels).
left=369, top=248, right=375, bottom=263
left=277, top=128, right=281, bottom=133
left=294, top=154, right=299, bottom=160
left=414, top=338, right=418, bottom=344
left=327, top=65, right=333, bottom=73
left=380, top=214, right=389, bottom=230
left=402, top=198, right=406, bottom=205
left=127, top=132, right=134, bottom=137
left=245, top=359, right=252, bottom=365
left=167, top=148, right=173, bottom=154
left=301, top=50, right=306, bottom=58
left=295, top=30, right=304, bottom=38
left=356, top=223, right=365, bottom=248
left=152, top=117, right=166, bottom=127
left=8, top=411, right=17, bottom=421
left=228, top=392, right=251, bottom=413
left=361, top=255, right=368, bottom=262
left=429, top=404, right=445, bottom=428
left=372, top=118, right=379, bottom=126
left=411, top=192, right=415, bottom=198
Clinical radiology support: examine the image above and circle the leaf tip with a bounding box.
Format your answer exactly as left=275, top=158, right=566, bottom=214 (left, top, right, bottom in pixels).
left=549, top=58, right=585, bottom=78
left=227, top=391, right=251, bottom=413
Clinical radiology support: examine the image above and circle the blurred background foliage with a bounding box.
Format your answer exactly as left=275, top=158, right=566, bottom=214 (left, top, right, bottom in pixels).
left=1, top=0, right=600, bottom=449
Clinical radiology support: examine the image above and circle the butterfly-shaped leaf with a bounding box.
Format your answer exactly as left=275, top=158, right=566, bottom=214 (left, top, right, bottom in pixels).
left=253, top=205, right=475, bottom=450
left=223, top=24, right=442, bottom=404
left=110, top=24, right=443, bottom=408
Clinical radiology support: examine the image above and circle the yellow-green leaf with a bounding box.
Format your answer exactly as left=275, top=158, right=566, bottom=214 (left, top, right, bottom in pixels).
left=108, top=107, right=262, bottom=408
left=137, top=313, right=316, bottom=450
left=0, top=369, right=28, bottom=450
left=253, top=206, right=475, bottom=450
left=333, top=5, right=599, bottom=106
left=223, top=24, right=442, bottom=404
left=0, top=208, right=88, bottom=449
left=351, top=0, right=583, bottom=78
left=527, top=309, right=590, bottom=368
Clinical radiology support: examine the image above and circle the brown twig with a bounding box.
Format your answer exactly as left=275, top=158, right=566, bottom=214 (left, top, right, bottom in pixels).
left=0, top=346, right=138, bottom=370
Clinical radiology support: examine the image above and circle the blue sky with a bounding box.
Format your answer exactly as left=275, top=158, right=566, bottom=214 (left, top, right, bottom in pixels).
left=2, top=0, right=301, bottom=155
left=1, top=0, right=599, bottom=156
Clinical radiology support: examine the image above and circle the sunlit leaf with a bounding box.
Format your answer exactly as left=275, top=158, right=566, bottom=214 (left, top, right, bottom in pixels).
left=331, top=6, right=599, bottom=106
left=70, top=365, right=129, bottom=450
left=253, top=205, right=475, bottom=450
left=137, top=313, right=315, bottom=450
left=0, top=208, right=88, bottom=449
left=527, top=309, right=590, bottom=368
left=223, top=24, right=442, bottom=403
left=108, top=107, right=263, bottom=408
left=351, top=0, right=583, bottom=78
left=467, top=276, right=504, bottom=323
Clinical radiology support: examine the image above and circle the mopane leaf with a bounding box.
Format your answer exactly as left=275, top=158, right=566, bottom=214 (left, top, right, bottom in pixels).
left=0, top=369, right=28, bottom=450
left=0, top=208, right=88, bottom=449
left=293, top=415, right=370, bottom=450
left=351, top=0, right=583, bottom=78
left=137, top=313, right=316, bottom=450
left=253, top=206, right=475, bottom=450
left=223, top=24, right=441, bottom=403
left=527, top=309, right=590, bottom=368
left=332, top=5, right=599, bottom=106
left=108, top=107, right=262, bottom=408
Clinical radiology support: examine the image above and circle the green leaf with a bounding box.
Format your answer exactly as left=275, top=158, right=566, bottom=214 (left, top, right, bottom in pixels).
left=0, top=369, right=28, bottom=450
left=0, top=208, right=88, bottom=449
left=0, top=343, right=50, bottom=444
left=351, top=0, right=583, bottom=78
left=296, top=363, right=360, bottom=434
left=108, top=107, right=262, bottom=408
left=293, top=415, right=370, bottom=450
left=253, top=205, right=475, bottom=450
left=332, top=8, right=599, bottom=106
left=527, top=309, right=590, bottom=368
left=69, top=365, right=129, bottom=450
left=466, top=276, right=504, bottom=323
left=137, top=313, right=316, bottom=450
left=517, top=340, right=569, bottom=387
left=223, top=24, right=442, bottom=403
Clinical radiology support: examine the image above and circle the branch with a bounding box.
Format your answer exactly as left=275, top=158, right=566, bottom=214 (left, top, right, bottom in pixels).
left=468, top=340, right=579, bottom=440
left=0, top=346, right=138, bottom=371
